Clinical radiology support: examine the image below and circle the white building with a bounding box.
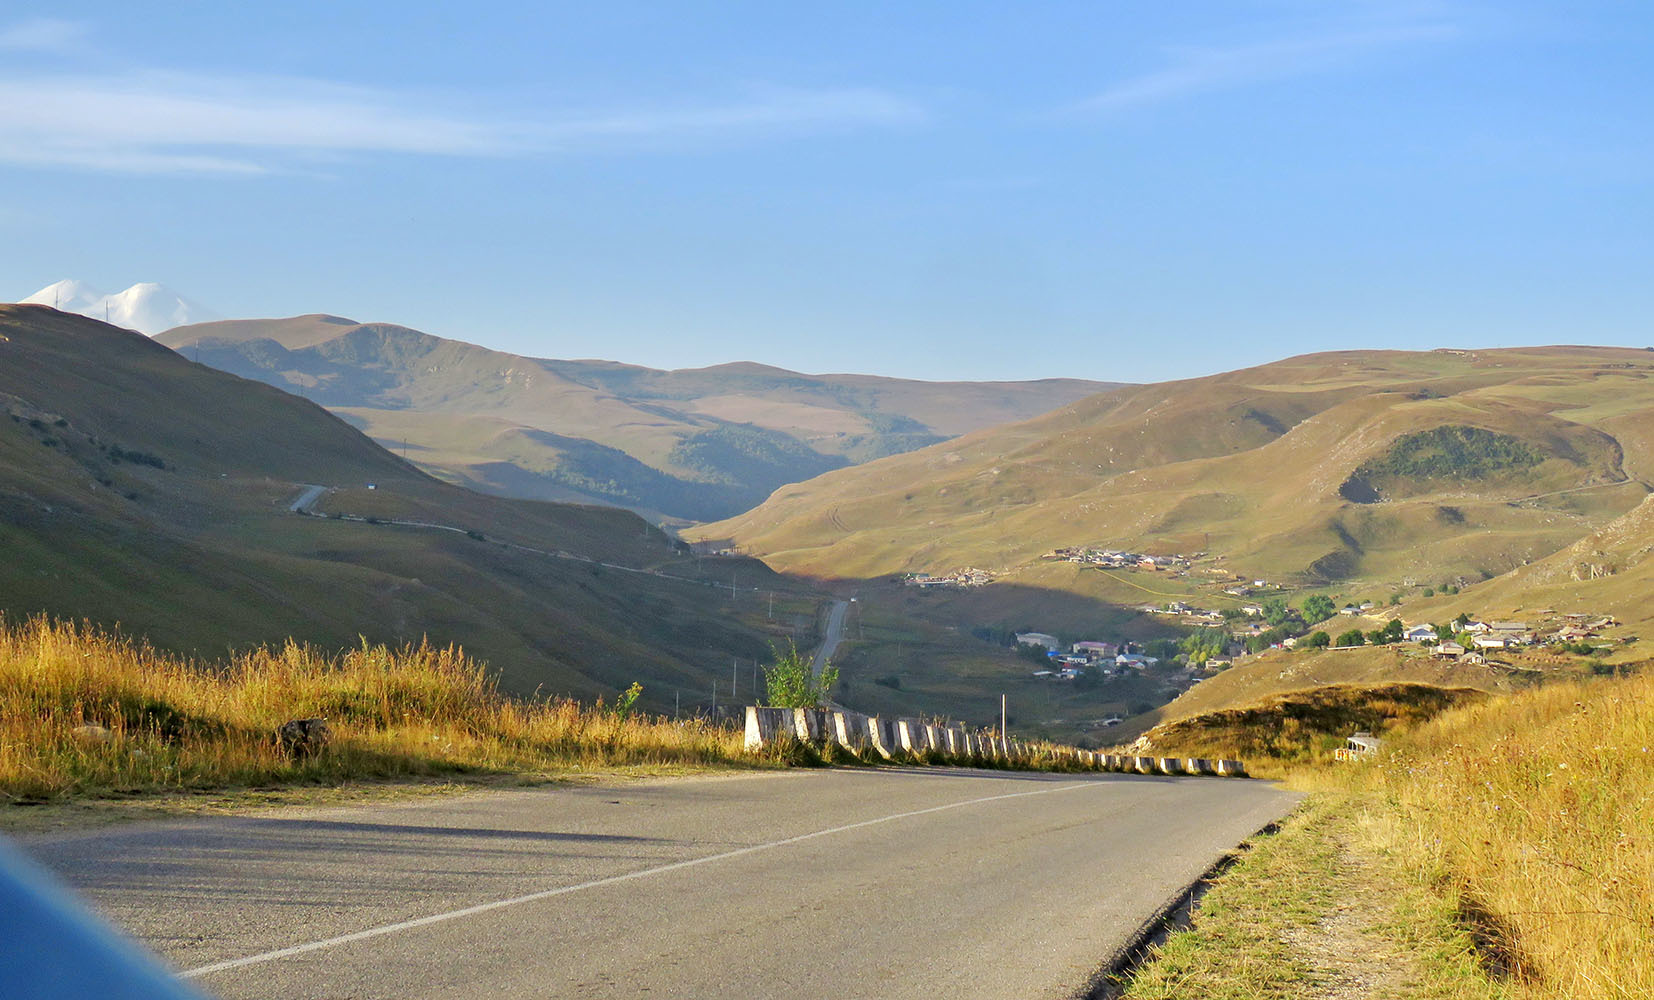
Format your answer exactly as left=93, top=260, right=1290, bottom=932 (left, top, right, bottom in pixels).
left=1015, top=632, right=1061, bottom=651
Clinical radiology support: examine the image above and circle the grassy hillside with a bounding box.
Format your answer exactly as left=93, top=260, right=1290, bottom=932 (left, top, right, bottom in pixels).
left=1132, top=681, right=1488, bottom=766
left=695, top=347, right=1653, bottom=594
left=159, top=315, right=1112, bottom=521
left=1406, top=489, right=1654, bottom=637
left=1122, top=672, right=1654, bottom=1000
left=0, top=304, right=818, bottom=713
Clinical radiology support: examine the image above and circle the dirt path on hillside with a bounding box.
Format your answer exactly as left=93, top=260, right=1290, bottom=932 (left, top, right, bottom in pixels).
left=1283, top=828, right=1424, bottom=999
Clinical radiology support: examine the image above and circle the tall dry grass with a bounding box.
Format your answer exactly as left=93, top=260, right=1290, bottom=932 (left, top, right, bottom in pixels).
left=0, top=615, right=750, bottom=801
left=1331, top=671, right=1653, bottom=999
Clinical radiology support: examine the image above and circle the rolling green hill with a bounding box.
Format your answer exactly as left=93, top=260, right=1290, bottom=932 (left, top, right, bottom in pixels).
left=687, top=344, right=1654, bottom=737
left=694, top=347, right=1654, bottom=594
left=0, top=304, right=817, bottom=712
left=157, top=315, right=1112, bottom=522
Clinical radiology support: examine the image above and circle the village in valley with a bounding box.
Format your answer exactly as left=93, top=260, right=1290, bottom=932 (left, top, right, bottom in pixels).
left=903, top=542, right=1628, bottom=713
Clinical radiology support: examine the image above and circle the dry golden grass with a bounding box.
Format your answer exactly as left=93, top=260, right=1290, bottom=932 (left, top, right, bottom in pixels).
left=1121, top=673, right=1650, bottom=998
left=1141, top=682, right=1488, bottom=774
left=0, top=615, right=752, bottom=802
left=1306, top=672, right=1654, bottom=999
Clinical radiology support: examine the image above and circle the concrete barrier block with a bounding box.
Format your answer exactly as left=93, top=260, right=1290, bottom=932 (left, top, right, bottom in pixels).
left=790, top=708, right=832, bottom=742
left=881, top=717, right=901, bottom=754
left=896, top=719, right=923, bottom=753
left=864, top=716, right=895, bottom=758
left=1186, top=758, right=1217, bottom=775
left=1156, top=757, right=1186, bottom=775
left=744, top=707, right=794, bottom=750
left=922, top=724, right=944, bottom=752
left=1216, top=759, right=1248, bottom=777
left=1134, top=756, right=1157, bottom=774
left=831, top=711, right=870, bottom=749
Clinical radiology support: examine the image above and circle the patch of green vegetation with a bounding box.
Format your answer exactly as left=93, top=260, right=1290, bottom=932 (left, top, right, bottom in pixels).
left=509, top=428, right=753, bottom=521
left=669, top=423, right=846, bottom=499
left=760, top=639, right=838, bottom=708
left=1360, top=426, right=1544, bottom=482
left=839, top=430, right=948, bottom=463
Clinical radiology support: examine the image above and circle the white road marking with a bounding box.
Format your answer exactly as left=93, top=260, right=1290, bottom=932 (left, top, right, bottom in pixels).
left=180, top=780, right=1096, bottom=978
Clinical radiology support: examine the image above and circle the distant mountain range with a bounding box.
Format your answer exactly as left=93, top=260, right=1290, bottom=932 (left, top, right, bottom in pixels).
left=158, top=314, right=1116, bottom=522
left=22, top=280, right=219, bottom=335
left=0, top=303, right=804, bottom=707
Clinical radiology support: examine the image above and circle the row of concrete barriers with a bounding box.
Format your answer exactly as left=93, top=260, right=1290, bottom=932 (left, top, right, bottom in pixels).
left=743, top=706, right=1247, bottom=777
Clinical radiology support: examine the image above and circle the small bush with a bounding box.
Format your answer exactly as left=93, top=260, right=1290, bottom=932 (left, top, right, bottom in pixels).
left=761, top=639, right=837, bottom=708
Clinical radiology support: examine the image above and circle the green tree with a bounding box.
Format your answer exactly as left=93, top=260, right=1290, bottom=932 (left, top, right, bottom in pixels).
left=762, top=640, right=838, bottom=708
left=1301, top=594, right=1335, bottom=623
left=1180, top=629, right=1226, bottom=666
left=1304, top=630, right=1331, bottom=648
left=1434, top=622, right=1455, bottom=642
left=1018, top=642, right=1054, bottom=664
left=1336, top=629, right=1366, bottom=647
left=1261, top=596, right=1292, bottom=627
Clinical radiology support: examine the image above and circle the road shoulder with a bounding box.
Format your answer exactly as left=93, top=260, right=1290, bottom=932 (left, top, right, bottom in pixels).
left=1110, top=792, right=1511, bottom=1000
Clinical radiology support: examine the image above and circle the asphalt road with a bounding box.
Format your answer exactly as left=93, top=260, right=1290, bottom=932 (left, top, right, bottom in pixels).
left=811, top=598, right=850, bottom=679
left=285, top=484, right=326, bottom=514
left=21, top=768, right=1299, bottom=999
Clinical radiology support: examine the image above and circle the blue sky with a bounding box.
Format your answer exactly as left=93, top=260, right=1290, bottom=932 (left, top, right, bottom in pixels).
left=2, top=2, right=1650, bottom=382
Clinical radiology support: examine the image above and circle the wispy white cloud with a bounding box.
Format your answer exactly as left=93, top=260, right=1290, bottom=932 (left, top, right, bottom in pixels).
left=0, top=71, right=924, bottom=175
left=537, top=87, right=923, bottom=147
left=1073, top=17, right=1458, bottom=114
left=0, top=17, right=87, bottom=53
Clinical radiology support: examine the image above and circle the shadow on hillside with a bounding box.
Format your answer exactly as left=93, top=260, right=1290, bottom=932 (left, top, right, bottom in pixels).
left=874, top=578, right=1190, bottom=642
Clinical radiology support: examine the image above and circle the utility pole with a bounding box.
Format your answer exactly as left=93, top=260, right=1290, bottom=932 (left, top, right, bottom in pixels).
left=768, top=592, right=774, bottom=619
left=1001, top=694, right=1007, bottom=738
left=712, top=678, right=717, bottom=719
left=675, top=689, right=680, bottom=719
left=732, top=658, right=738, bottom=702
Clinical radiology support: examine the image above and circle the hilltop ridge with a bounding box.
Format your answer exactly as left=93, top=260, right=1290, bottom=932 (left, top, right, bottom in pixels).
left=159, top=314, right=1115, bottom=522
left=695, top=345, right=1654, bottom=592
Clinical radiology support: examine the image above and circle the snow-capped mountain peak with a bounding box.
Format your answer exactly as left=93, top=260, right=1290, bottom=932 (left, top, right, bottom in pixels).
left=20, top=279, right=221, bottom=335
